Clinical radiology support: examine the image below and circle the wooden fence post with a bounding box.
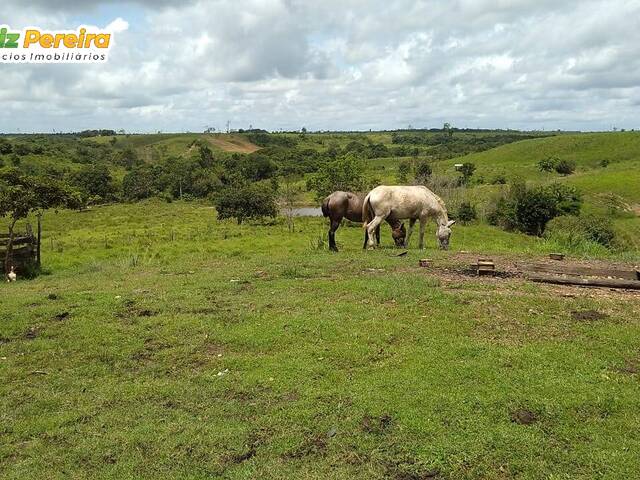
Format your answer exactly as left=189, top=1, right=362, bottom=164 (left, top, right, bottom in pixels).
left=37, top=213, right=42, bottom=268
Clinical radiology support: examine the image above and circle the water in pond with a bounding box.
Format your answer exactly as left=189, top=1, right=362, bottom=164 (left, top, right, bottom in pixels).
left=283, top=207, right=323, bottom=217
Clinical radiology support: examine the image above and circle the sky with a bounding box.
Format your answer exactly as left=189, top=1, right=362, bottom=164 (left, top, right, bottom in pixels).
left=1, top=0, right=639, bottom=133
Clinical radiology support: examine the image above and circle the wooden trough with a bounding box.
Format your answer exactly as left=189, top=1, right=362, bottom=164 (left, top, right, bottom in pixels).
left=518, top=261, right=640, bottom=290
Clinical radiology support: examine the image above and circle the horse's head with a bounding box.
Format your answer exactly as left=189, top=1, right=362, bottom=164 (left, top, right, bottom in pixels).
left=392, top=223, right=406, bottom=247
left=436, top=220, right=456, bottom=250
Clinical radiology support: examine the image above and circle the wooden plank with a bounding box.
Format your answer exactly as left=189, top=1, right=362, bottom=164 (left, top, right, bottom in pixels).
left=0, top=236, right=34, bottom=245
left=527, top=273, right=640, bottom=290
left=518, top=262, right=639, bottom=281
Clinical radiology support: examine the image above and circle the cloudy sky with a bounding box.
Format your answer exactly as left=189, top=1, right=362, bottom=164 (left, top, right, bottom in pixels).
left=1, top=0, right=639, bottom=133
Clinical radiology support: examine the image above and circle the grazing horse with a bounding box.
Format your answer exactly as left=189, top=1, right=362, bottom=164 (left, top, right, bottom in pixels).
left=363, top=185, right=456, bottom=250
left=322, top=191, right=406, bottom=252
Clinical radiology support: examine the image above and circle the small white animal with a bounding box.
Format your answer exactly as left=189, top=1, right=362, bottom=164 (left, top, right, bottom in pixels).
left=7, top=266, right=17, bottom=283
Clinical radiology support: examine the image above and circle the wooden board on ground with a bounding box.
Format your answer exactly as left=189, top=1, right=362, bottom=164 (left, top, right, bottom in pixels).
left=527, top=273, right=640, bottom=290
left=518, top=262, right=640, bottom=281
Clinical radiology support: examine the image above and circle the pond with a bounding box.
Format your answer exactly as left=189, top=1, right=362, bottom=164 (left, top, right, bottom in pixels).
left=282, top=207, right=324, bottom=217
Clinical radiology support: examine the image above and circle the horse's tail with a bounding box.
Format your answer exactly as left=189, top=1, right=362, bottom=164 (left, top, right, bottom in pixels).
left=321, top=196, right=331, bottom=218
left=362, top=193, right=373, bottom=229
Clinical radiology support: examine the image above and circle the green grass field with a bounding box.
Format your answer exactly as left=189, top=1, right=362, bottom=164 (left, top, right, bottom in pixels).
left=2, top=201, right=640, bottom=479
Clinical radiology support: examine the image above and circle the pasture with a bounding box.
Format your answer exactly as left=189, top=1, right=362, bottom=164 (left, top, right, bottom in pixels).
left=2, top=200, right=640, bottom=479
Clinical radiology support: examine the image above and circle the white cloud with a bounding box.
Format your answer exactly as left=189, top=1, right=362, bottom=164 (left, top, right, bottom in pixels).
left=1, top=0, right=640, bottom=132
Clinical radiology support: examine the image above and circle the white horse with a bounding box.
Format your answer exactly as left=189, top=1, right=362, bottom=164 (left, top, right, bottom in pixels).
left=363, top=185, right=456, bottom=249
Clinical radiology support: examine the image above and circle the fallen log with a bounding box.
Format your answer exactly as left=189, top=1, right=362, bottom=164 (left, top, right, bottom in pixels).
left=527, top=273, right=640, bottom=290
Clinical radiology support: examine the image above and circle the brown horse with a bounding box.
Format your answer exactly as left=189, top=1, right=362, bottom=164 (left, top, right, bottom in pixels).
left=322, top=191, right=405, bottom=252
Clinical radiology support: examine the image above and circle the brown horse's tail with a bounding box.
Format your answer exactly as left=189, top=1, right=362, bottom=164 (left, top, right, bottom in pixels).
left=362, top=193, right=373, bottom=229
left=321, top=196, right=331, bottom=217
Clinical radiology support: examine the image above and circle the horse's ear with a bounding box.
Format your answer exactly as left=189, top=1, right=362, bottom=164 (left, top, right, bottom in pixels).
left=447, top=220, right=456, bottom=227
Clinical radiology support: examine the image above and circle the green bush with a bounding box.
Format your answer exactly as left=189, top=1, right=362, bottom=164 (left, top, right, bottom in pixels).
left=538, top=157, right=557, bottom=172
left=488, top=181, right=582, bottom=236
left=213, top=181, right=278, bottom=225
left=458, top=162, right=476, bottom=185
left=397, top=160, right=412, bottom=184
left=456, top=202, right=477, bottom=224
left=555, top=159, right=576, bottom=175
left=414, top=160, right=432, bottom=184
left=491, top=173, right=507, bottom=185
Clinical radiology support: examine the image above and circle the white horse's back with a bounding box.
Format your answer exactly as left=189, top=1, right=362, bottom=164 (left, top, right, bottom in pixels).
left=366, top=185, right=445, bottom=220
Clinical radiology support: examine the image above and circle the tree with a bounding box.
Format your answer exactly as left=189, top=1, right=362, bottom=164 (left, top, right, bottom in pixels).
left=0, top=138, right=12, bottom=155
left=0, top=168, right=82, bottom=274
left=198, top=144, right=215, bottom=169
left=443, top=122, right=454, bottom=139
left=306, top=154, right=367, bottom=201
left=122, top=165, right=158, bottom=201
left=414, top=160, right=432, bottom=184
left=69, top=164, right=117, bottom=203
left=458, top=162, right=476, bottom=185
left=280, top=175, right=303, bottom=233
left=397, top=160, right=412, bottom=184
left=115, top=148, right=141, bottom=170
left=213, top=179, right=278, bottom=225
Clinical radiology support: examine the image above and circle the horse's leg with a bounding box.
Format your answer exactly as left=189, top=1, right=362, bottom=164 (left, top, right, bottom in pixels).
left=366, top=216, right=386, bottom=249
left=329, top=218, right=340, bottom=252
left=375, top=225, right=381, bottom=245
left=418, top=217, right=427, bottom=249
left=405, top=218, right=417, bottom=248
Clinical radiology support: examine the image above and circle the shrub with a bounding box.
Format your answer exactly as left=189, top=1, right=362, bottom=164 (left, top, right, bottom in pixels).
left=600, top=158, right=610, bottom=168
left=488, top=181, right=582, bottom=236
left=213, top=181, right=277, bottom=224
left=554, top=159, right=576, bottom=175
left=456, top=202, right=477, bottom=224
left=581, top=214, right=616, bottom=246
left=397, top=160, right=412, bottom=184
left=491, top=173, right=507, bottom=185
left=538, top=157, right=557, bottom=172
left=458, top=162, right=476, bottom=185
left=414, top=160, right=432, bottom=184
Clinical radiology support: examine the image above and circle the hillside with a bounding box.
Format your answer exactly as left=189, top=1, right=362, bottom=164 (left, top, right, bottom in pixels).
left=437, top=132, right=640, bottom=203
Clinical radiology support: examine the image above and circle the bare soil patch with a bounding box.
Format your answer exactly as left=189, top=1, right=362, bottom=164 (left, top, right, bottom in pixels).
left=571, top=310, right=608, bottom=321
left=204, top=135, right=260, bottom=153
left=510, top=408, right=538, bottom=425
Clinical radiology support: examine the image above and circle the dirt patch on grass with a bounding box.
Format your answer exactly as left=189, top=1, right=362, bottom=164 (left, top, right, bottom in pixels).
left=130, top=338, right=171, bottom=365
left=614, top=357, right=639, bottom=375
left=510, top=408, right=538, bottom=425
left=384, top=455, right=440, bottom=480
left=53, top=311, right=70, bottom=321
left=24, top=326, right=38, bottom=340
left=361, top=413, right=393, bottom=434
left=283, top=432, right=329, bottom=459
left=571, top=310, right=608, bottom=321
